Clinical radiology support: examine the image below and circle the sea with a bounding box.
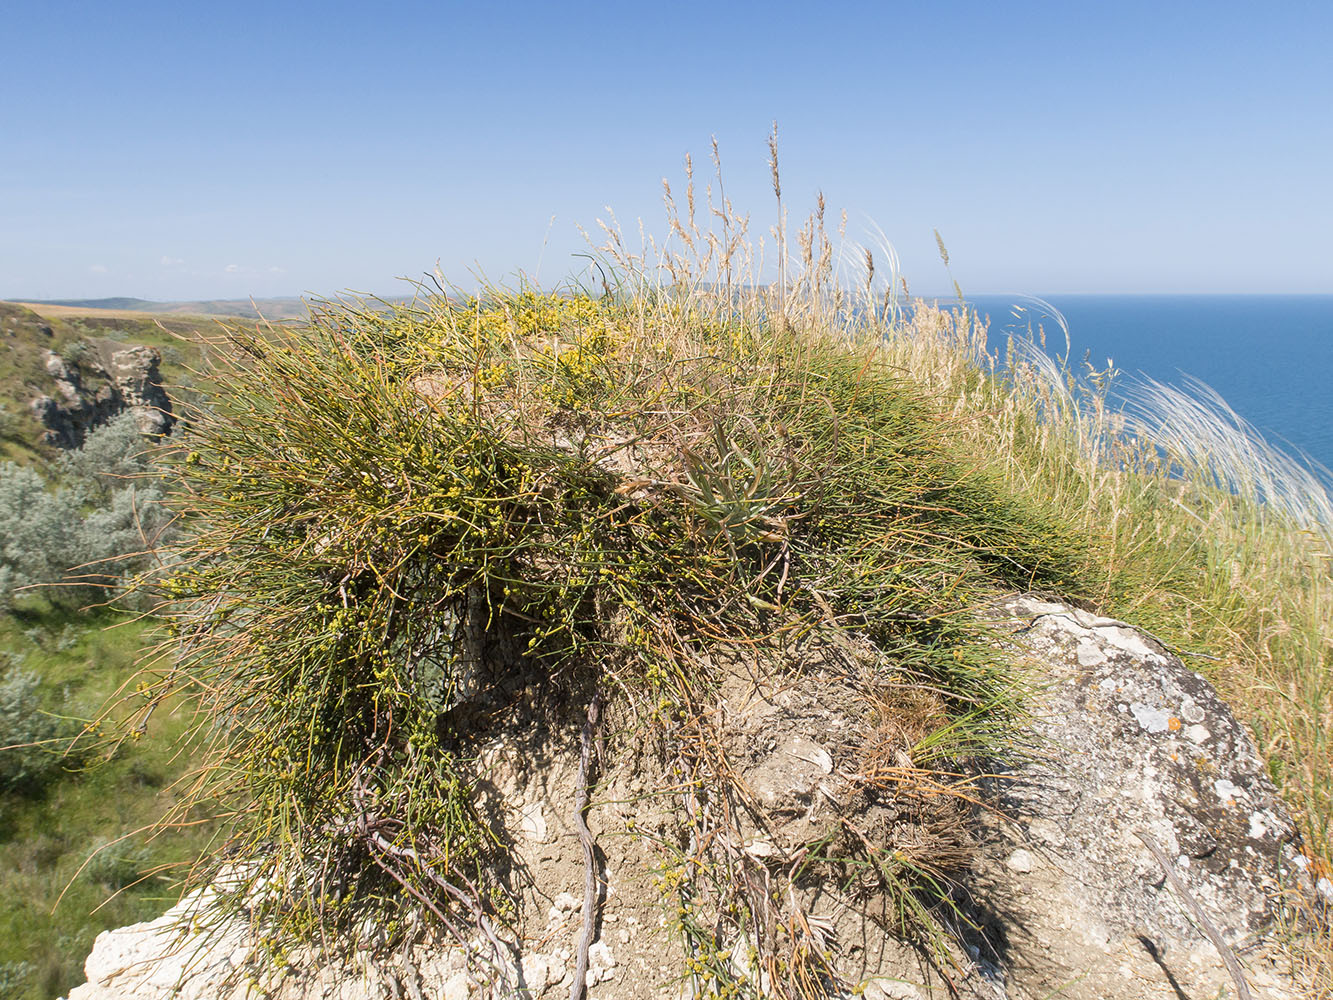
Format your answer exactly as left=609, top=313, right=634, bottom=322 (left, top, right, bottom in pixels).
left=955, top=294, right=1333, bottom=476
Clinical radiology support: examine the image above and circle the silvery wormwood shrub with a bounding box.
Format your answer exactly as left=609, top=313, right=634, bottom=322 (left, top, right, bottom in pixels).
left=0, top=415, right=178, bottom=609
left=0, top=462, right=86, bottom=609
left=0, top=666, right=70, bottom=795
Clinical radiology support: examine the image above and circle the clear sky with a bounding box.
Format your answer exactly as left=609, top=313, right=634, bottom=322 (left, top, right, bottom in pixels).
left=3, top=0, right=1330, bottom=300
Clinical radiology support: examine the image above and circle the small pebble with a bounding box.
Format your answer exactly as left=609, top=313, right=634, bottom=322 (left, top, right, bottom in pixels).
left=1007, top=849, right=1035, bottom=873
left=554, top=891, right=581, bottom=912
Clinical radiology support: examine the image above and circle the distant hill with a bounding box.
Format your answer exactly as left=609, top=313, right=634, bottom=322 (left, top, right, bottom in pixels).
left=28, top=297, right=158, bottom=311
left=22, top=297, right=315, bottom=320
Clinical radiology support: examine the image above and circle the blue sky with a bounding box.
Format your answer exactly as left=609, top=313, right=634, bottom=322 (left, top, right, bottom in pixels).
left=3, top=0, right=1330, bottom=299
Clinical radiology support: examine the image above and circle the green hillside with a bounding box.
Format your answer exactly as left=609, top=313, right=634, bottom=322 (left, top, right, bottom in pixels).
left=0, top=303, right=233, bottom=999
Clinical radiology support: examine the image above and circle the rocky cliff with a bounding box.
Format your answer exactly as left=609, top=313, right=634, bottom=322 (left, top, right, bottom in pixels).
left=30, top=341, right=174, bottom=447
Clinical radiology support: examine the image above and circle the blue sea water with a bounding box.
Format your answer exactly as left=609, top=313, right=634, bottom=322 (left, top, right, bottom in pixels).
left=959, top=295, right=1333, bottom=475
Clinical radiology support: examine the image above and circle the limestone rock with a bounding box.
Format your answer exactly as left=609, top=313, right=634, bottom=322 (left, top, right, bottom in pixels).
left=61, top=891, right=249, bottom=1000
left=105, top=345, right=175, bottom=436
left=966, top=595, right=1317, bottom=999
left=30, top=342, right=173, bottom=448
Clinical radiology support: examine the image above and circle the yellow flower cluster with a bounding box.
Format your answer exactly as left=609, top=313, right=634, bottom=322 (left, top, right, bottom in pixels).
left=441, top=292, right=607, bottom=348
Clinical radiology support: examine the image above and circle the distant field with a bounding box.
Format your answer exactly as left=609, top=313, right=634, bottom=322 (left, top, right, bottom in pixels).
left=16, top=297, right=313, bottom=320
left=15, top=301, right=217, bottom=321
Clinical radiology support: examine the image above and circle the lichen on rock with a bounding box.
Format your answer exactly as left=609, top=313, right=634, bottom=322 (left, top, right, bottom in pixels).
left=963, top=595, right=1320, bottom=1000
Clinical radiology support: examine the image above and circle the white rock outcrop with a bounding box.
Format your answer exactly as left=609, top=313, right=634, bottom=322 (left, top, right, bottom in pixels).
left=30, top=342, right=173, bottom=448
left=965, top=595, right=1319, bottom=999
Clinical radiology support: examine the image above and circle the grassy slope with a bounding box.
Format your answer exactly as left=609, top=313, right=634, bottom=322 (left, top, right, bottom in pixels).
left=0, top=302, right=76, bottom=464
left=0, top=303, right=246, bottom=1000
left=0, top=605, right=212, bottom=1000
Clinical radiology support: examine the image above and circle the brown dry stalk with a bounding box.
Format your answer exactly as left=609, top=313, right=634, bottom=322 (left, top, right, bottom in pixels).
left=1134, top=828, right=1252, bottom=1000
left=570, top=691, right=603, bottom=1000
left=768, top=120, right=786, bottom=330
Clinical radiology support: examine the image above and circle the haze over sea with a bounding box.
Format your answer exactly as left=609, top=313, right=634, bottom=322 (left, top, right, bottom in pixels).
left=962, top=294, right=1333, bottom=475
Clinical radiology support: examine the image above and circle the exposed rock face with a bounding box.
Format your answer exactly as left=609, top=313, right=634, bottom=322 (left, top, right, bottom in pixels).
left=62, top=892, right=248, bottom=1000
left=969, top=595, right=1320, bottom=999
left=60, top=888, right=475, bottom=1000
left=29, top=342, right=173, bottom=447
left=61, top=597, right=1320, bottom=1000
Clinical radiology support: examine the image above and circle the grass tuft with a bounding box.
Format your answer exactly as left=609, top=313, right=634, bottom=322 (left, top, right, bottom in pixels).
left=116, top=222, right=1093, bottom=992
